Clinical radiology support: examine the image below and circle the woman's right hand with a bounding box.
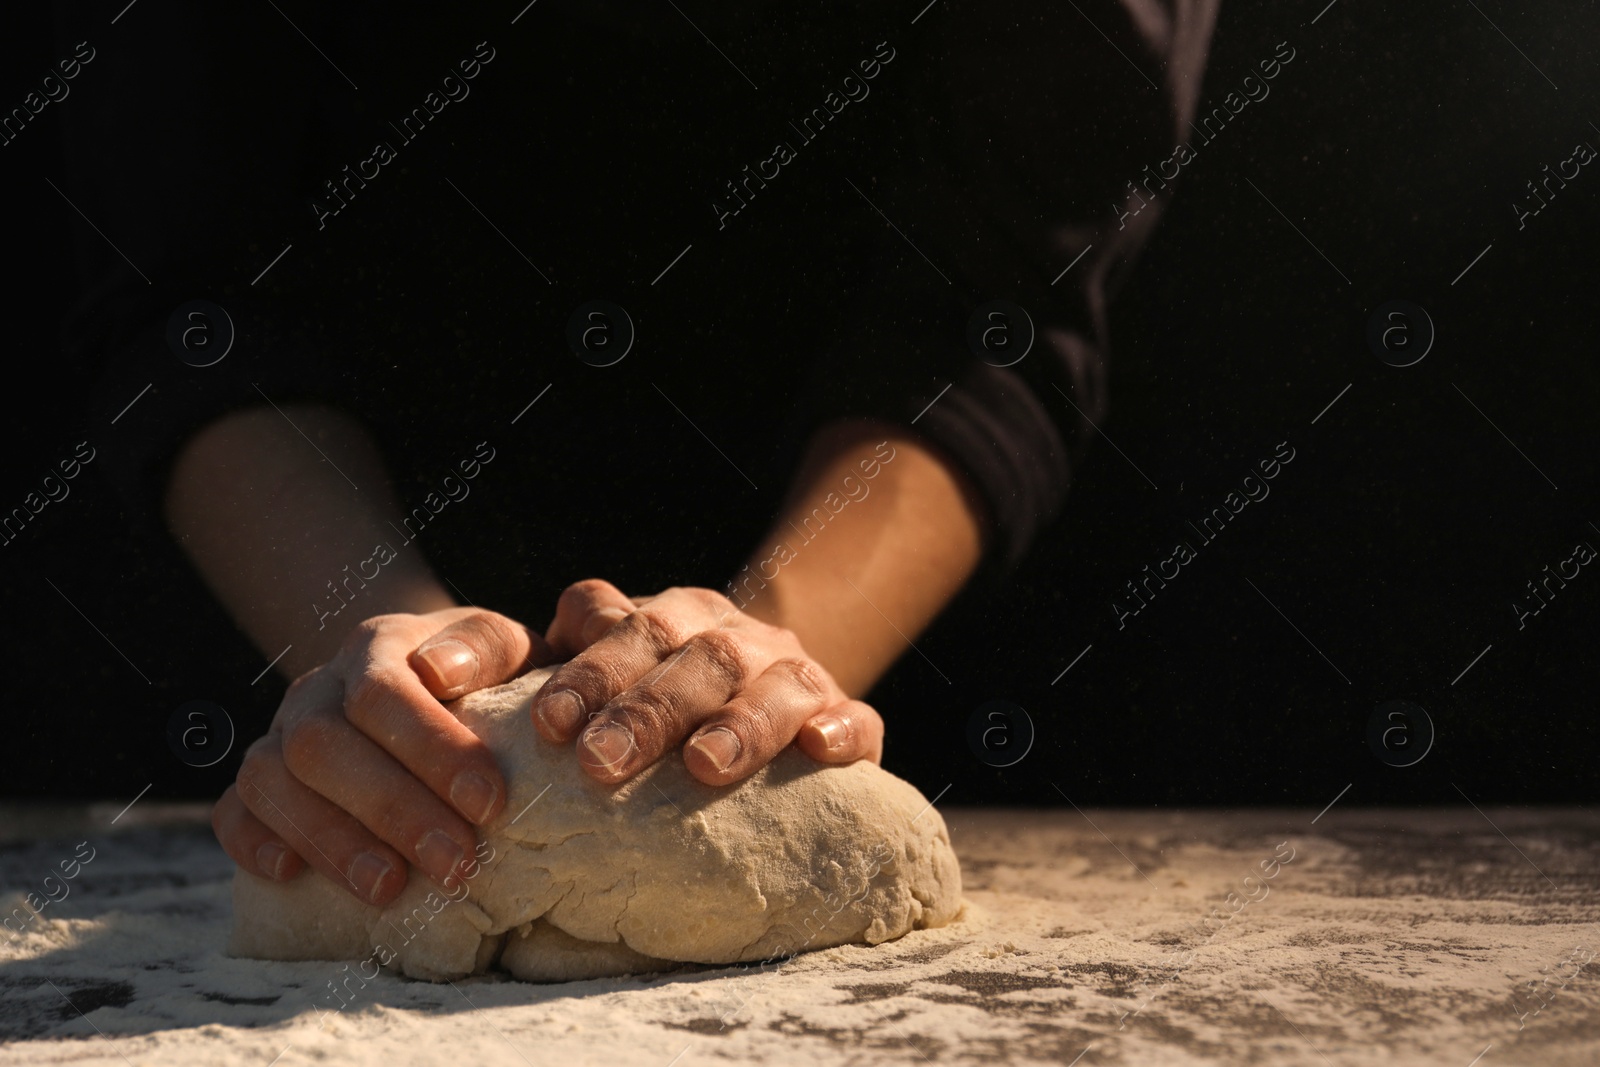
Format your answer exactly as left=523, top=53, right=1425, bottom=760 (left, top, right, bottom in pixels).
left=211, top=608, right=553, bottom=906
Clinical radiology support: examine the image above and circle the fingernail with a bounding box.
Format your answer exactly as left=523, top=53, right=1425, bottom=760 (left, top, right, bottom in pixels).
left=813, top=715, right=851, bottom=752
left=348, top=851, right=398, bottom=903
left=450, top=770, right=499, bottom=824
left=689, top=727, right=741, bottom=773
left=416, top=639, right=479, bottom=691
left=256, top=841, right=290, bottom=879
left=536, top=689, right=584, bottom=735
left=416, top=830, right=466, bottom=884
left=579, top=721, right=637, bottom=776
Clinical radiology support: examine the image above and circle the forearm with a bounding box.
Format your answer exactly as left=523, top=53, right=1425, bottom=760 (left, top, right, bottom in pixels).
left=734, top=420, right=989, bottom=696
left=164, top=405, right=455, bottom=679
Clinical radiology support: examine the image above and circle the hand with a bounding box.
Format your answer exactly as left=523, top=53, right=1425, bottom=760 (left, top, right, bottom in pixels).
left=532, top=579, right=883, bottom=785
left=212, top=607, right=553, bottom=904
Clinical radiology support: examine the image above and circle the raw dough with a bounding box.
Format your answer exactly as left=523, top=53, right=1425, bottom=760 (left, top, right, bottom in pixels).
left=229, top=666, right=963, bottom=981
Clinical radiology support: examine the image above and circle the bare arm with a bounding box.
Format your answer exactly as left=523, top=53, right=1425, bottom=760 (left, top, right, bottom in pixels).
left=168, top=406, right=546, bottom=905
left=178, top=408, right=989, bottom=901
left=527, top=418, right=990, bottom=782
left=163, top=405, right=456, bottom=678
left=735, top=419, right=989, bottom=697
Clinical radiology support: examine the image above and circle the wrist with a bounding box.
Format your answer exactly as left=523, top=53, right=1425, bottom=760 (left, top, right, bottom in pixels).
left=732, top=421, right=984, bottom=697
left=286, top=574, right=458, bottom=679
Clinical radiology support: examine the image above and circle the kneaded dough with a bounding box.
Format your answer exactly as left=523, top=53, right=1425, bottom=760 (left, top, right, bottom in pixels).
left=229, top=666, right=963, bottom=981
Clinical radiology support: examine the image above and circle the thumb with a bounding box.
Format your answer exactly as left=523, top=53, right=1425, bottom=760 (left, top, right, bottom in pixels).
left=410, top=611, right=554, bottom=700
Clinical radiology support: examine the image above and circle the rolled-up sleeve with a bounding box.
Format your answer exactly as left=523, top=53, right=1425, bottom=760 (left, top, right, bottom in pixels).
left=795, top=0, right=1221, bottom=570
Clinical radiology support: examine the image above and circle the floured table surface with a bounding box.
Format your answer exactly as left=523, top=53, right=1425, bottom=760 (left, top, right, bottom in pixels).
left=1, top=802, right=1596, bottom=1066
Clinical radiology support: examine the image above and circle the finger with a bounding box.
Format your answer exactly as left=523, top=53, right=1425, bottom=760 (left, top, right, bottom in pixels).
left=543, top=578, right=637, bottom=659
left=532, top=598, right=715, bottom=741
left=795, top=699, right=885, bottom=765
left=280, top=709, right=485, bottom=889
left=574, top=628, right=765, bottom=782
left=212, top=784, right=306, bottom=881
left=340, top=626, right=507, bottom=826
left=681, top=657, right=839, bottom=785
left=410, top=610, right=554, bottom=700
left=235, top=735, right=409, bottom=906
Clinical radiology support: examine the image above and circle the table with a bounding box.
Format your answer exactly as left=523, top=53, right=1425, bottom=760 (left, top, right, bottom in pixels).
left=1, top=803, right=1595, bottom=1066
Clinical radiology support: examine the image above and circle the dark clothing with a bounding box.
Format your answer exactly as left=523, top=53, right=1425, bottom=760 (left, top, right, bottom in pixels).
left=61, top=1, right=1218, bottom=593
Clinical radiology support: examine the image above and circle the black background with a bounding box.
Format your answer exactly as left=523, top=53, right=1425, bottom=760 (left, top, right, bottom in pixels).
left=2, top=0, right=1595, bottom=809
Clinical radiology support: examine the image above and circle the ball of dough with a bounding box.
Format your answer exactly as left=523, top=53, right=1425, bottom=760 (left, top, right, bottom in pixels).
left=229, top=666, right=963, bottom=981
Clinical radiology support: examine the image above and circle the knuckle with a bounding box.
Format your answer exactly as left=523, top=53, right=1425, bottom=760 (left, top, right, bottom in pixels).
left=687, top=586, right=724, bottom=610
left=346, top=670, right=401, bottom=720
left=720, top=697, right=782, bottom=752
left=577, top=606, right=628, bottom=648
left=555, top=655, right=631, bottom=708
left=364, top=806, right=414, bottom=850
left=687, top=628, right=750, bottom=684
left=620, top=607, right=679, bottom=651
left=280, top=715, right=339, bottom=775
left=234, top=743, right=279, bottom=808
left=340, top=614, right=390, bottom=654
left=306, top=828, right=358, bottom=871
left=282, top=669, right=319, bottom=704
left=773, top=657, right=829, bottom=703
left=458, top=612, right=512, bottom=659
left=481, top=609, right=519, bottom=640
left=609, top=688, right=674, bottom=739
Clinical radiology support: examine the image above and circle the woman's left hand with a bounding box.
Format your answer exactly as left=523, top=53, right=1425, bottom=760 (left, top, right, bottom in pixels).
left=531, top=579, right=883, bottom=785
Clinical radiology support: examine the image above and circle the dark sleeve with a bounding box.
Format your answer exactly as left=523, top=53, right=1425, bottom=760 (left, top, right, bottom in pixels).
left=796, top=0, right=1221, bottom=572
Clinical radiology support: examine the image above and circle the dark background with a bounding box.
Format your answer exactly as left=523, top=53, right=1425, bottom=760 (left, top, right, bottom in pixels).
left=2, top=1, right=1595, bottom=809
